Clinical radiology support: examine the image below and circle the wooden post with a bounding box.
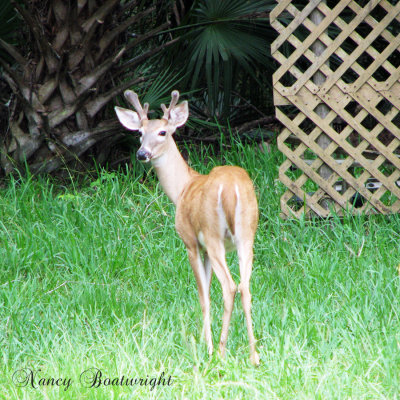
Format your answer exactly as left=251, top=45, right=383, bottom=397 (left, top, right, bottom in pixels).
left=310, top=5, right=333, bottom=184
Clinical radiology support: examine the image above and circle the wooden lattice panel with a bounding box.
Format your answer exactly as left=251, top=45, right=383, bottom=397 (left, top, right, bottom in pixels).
left=271, top=0, right=400, bottom=218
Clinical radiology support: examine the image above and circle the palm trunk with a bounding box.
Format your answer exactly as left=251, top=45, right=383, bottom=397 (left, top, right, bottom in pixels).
left=0, top=0, right=173, bottom=175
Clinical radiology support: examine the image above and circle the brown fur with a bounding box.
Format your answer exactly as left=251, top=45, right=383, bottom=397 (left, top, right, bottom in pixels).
left=115, top=91, right=260, bottom=365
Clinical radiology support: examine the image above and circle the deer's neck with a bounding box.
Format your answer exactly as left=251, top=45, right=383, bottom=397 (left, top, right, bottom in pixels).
left=151, top=139, right=199, bottom=205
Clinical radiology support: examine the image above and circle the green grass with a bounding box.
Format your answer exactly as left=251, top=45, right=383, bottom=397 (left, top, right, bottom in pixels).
left=0, top=141, right=400, bottom=399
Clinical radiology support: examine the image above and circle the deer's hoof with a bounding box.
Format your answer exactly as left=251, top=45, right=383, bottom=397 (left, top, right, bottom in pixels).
left=251, top=351, right=260, bottom=367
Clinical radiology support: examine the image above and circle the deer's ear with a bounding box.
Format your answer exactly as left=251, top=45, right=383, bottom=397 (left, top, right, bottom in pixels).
left=115, top=106, right=141, bottom=130
left=168, top=101, right=189, bottom=128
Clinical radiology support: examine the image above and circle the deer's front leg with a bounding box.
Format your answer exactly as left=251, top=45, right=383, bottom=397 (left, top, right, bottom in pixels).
left=187, top=246, right=213, bottom=355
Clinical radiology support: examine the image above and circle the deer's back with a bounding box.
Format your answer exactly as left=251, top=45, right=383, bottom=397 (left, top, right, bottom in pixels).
left=175, top=166, right=258, bottom=250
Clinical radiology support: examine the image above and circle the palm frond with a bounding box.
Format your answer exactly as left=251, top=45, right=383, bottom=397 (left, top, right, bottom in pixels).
left=172, top=0, right=275, bottom=119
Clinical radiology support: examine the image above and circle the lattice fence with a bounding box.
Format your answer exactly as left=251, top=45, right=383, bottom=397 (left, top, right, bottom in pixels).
left=271, top=0, right=400, bottom=218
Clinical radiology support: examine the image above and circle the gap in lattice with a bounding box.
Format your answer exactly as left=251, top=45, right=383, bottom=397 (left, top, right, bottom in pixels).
left=329, top=53, right=344, bottom=71
left=301, top=178, right=319, bottom=194
left=292, top=2, right=307, bottom=12
left=312, top=103, right=333, bottom=118
left=279, top=70, right=297, bottom=87
left=278, top=40, right=295, bottom=57
left=386, top=107, right=399, bottom=122
left=327, top=21, right=343, bottom=40
left=370, top=4, right=388, bottom=23
left=371, top=36, right=389, bottom=53
left=299, top=117, right=317, bottom=134
left=377, top=130, right=395, bottom=147
left=361, top=114, right=379, bottom=131
left=344, top=101, right=362, bottom=117
left=345, top=130, right=362, bottom=148
left=287, top=195, right=303, bottom=212
left=347, top=163, right=365, bottom=179
left=350, top=192, right=366, bottom=208
left=387, top=19, right=400, bottom=38
left=338, top=6, right=357, bottom=23
left=331, top=146, right=349, bottom=160
left=332, top=116, right=347, bottom=132
left=353, top=0, right=371, bottom=9
left=277, top=105, right=298, bottom=120
left=356, top=51, right=374, bottom=69
left=296, top=54, right=313, bottom=73
left=302, top=148, right=319, bottom=162
left=283, top=138, right=301, bottom=152
left=343, top=66, right=359, bottom=83
left=362, top=150, right=379, bottom=161
left=378, top=162, right=396, bottom=178
left=293, top=24, right=311, bottom=41
left=279, top=14, right=292, bottom=29
left=388, top=49, right=400, bottom=68
left=391, top=112, right=400, bottom=128
left=372, top=65, right=391, bottom=81
left=284, top=163, right=302, bottom=181
left=340, top=36, right=358, bottom=54
left=380, top=191, right=398, bottom=207
left=354, top=21, right=373, bottom=38
left=376, top=99, right=392, bottom=116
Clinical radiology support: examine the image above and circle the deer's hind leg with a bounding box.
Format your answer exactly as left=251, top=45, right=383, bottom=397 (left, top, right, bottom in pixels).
left=205, top=239, right=237, bottom=358
left=237, top=240, right=259, bottom=366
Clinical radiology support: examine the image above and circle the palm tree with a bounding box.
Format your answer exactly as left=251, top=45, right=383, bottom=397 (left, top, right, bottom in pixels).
left=170, top=0, right=275, bottom=122
left=0, top=0, right=174, bottom=175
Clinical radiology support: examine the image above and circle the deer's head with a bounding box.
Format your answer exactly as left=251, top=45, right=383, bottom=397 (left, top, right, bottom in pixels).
left=115, top=90, right=188, bottom=163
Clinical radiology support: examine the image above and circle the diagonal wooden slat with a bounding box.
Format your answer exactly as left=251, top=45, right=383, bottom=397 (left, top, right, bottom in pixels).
left=380, top=84, right=400, bottom=110
left=373, top=66, right=400, bottom=92
left=271, top=0, right=323, bottom=54
left=277, top=109, right=391, bottom=214
left=272, top=0, right=353, bottom=85
left=289, top=0, right=382, bottom=94
left=350, top=35, right=400, bottom=92
left=318, top=91, right=400, bottom=175
left=351, top=86, right=400, bottom=141
left=272, top=0, right=400, bottom=217
left=320, top=1, right=400, bottom=94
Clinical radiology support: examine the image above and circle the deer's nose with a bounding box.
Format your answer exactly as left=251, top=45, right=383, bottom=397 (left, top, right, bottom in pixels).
left=137, top=148, right=151, bottom=162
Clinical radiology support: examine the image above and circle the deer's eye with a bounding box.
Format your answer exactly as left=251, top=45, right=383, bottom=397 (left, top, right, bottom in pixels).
left=158, top=131, right=167, bottom=137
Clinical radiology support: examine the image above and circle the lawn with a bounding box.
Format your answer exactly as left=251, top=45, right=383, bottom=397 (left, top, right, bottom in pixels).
left=0, top=141, right=399, bottom=399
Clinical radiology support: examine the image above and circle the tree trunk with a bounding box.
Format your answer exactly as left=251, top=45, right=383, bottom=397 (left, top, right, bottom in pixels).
left=0, top=0, right=171, bottom=176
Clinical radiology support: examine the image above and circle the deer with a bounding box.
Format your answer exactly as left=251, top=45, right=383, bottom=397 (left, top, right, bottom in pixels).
left=114, top=90, right=260, bottom=366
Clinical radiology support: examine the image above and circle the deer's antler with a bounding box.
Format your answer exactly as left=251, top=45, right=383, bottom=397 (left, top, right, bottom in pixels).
left=161, top=90, right=180, bottom=120
left=124, top=90, right=149, bottom=120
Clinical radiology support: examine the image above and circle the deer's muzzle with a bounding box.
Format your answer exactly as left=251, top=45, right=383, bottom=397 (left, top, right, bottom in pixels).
left=136, top=148, right=151, bottom=162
